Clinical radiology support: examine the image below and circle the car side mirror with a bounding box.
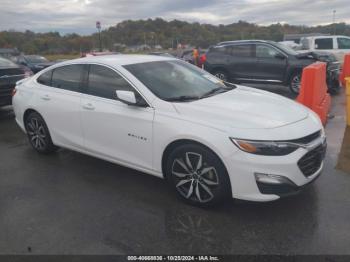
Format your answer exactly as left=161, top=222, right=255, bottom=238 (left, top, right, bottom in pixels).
left=116, top=90, right=137, bottom=105
left=116, top=90, right=148, bottom=107
left=274, top=53, right=285, bottom=59
left=20, top=61, right=27, bottom=66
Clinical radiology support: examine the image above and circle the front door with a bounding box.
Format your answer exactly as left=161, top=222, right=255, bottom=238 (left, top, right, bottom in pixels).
left=80, top=64, right=154, bottom=171
left=255, top=44, right=287, bottom=82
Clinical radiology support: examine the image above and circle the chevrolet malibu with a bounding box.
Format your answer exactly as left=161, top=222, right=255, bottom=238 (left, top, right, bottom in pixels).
left=12, top=55, right=326, bottom=207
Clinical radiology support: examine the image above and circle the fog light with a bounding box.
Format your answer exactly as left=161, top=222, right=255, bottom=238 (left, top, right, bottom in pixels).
left=254, top=173, right=295, bottom=186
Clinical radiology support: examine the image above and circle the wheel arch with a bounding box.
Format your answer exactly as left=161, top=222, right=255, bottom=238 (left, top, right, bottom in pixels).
left=287, top=67, right=303, bottom=83
left=161, top=138, right=230, bottom=182
left=23, top=108, right=41, bottom=124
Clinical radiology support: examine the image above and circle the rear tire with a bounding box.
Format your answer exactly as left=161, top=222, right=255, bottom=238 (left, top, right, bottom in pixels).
left=166, top=143, right=231, bottom=207
left=25, top=112, right=58, bottom=154
left=289, top=72, right=302, bottom=94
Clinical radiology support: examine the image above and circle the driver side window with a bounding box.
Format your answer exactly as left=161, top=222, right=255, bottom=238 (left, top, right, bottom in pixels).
left=87, top=64, right=136, bottom=100
left=337, top=37, right=350, bottom=49
left=256, top=45, right=280, bottom=58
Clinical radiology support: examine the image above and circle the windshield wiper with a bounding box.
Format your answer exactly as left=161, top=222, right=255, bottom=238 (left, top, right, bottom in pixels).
left=165, top=95, right=200, bottom=102
left=200, top=85, right=233, bottom=99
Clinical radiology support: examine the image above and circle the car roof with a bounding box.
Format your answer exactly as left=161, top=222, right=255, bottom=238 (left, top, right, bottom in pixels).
left=217, top=40, right=274, bottom=46
left=303, top=35, right=349, bottom=39
left=62, top=54, right=177, bottom=67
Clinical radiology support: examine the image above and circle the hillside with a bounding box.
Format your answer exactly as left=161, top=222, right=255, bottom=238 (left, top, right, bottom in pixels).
left=1, top=18, right=350, bottom=54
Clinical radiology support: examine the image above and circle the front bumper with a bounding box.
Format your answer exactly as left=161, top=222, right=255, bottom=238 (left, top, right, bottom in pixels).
left=255, top=166, right=322, bottom=197
left=224, top=135, right=326, bottom=202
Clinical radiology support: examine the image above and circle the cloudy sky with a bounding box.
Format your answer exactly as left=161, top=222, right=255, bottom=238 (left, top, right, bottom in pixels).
left=1, top=0, right=349, bottom=35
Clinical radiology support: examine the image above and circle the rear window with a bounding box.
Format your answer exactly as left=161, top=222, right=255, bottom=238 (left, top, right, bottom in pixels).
left=210, top=46, right=230, bottom=54
left=37, top=70, right=52, bottom=86
left=0, top=57, right=17, bottom=67
left=231, top=45, right=253, bottom=57
left=315, top=38, right=333, bottom=50
left=51, top=64, right=83, bottom=92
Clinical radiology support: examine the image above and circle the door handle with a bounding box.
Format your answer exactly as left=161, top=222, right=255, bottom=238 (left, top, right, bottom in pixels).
left=82, top=103, right=95, bottom=110
left=40, top=94, right=51, bottom=101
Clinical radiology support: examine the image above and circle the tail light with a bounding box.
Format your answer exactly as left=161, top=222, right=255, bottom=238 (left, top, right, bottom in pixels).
left=12, top=88, right=17, bottom=97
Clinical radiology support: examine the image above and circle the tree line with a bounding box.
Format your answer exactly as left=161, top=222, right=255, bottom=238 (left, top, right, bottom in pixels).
left=1, top=18, right=349, bottom=55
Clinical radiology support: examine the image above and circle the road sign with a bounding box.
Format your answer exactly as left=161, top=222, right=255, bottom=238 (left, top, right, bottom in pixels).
left=96, top=21, right=101, bottom=30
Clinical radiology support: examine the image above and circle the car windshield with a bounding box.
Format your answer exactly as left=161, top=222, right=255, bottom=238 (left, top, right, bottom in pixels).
left=124, top=60, right=235, bottom=101
left=273, top=42, right=298, bottom=56
left=25, top=55, right=49, bottom=63
left=0, top=57, right=17, bottom=67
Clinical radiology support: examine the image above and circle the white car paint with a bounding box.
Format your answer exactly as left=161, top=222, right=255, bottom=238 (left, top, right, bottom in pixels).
left=12, top=55, right=325, bottom=202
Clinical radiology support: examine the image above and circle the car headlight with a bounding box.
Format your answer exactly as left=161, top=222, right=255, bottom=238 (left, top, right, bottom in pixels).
left=230, top=138, right=299, bottom=156
left=320, top=128, right=326, bottom=139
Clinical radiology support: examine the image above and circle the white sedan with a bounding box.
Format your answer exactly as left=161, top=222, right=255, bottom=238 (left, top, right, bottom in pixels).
left=12, top=55, right=326, bottom=207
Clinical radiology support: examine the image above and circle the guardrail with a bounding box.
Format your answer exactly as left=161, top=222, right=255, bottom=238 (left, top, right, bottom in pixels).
left=297, top=62, right=331, bottom=125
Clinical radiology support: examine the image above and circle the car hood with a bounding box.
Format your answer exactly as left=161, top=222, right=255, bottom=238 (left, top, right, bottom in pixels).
left=296, top=51, right=337, bottom=63
left=172, top=86, right=309, bottom=130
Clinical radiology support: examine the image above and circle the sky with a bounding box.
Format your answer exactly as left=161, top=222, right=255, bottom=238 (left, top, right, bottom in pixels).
left=0, top=0, right=349, bottom=35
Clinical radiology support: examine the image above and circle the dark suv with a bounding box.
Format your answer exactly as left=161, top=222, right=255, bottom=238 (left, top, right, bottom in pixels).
left=0, top=57, right=26, bottom=107
left=204, top=40, right=341, bottom=94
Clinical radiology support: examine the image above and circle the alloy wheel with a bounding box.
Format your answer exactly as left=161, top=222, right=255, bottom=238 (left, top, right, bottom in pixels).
left=214, top=72, right=227, bottom=81
left=26, top=118, right=47, bottom=150
left=171, top=152, right=219, bottom=203
left=291, top=75, right=301, bottom=93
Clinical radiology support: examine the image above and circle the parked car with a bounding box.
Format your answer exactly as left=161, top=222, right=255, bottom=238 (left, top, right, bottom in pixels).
left=148, top=52, right=174, bottom=58
left=81, top=51, right=119, bottom=57
left=204, top=40, right=341, bottom=94
left=14, top=55, right=54, bottom=73
left=300, top=35, right=350, bottom=63
left=13, top=55, right=326, bottom=207
left=0, top=57, right=28, bottom=107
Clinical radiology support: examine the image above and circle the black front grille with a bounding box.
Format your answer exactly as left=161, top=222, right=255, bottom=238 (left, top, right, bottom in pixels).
left=287, top=130, right=321, bottom=145
left=298, top=143, right=327, bottom=177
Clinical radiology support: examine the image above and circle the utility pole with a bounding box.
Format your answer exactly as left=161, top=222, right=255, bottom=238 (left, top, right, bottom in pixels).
left=96, top=21, right=102, bottom=52
left=332, top=10, right=336, bottom=35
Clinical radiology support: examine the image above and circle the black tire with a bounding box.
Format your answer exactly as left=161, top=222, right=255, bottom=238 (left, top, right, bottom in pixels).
left=327, top=78, right=340, bottom=95
left=166, top=143, right=231, bottom=207
left=25, top=112, right=58, bottom=154
left=289, top=71, right=302, bottom=94
left=212, top=69, right=230, bottom=82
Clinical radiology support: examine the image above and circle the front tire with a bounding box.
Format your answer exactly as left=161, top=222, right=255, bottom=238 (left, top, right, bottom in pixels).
left=25, top=112, right=58, bottom=154
left=166, top=144, right=231, bottom=207
left=213, top=69, right=229, bottom=82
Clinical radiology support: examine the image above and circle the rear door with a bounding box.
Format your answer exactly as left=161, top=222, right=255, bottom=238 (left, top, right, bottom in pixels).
left=255, top=43, right=287, bottom=82
left=80, top=64, right=154, bottom=171
left=314, top=37, right=335, bottom=52
left=227, top=44, right=257, bottom=80
left=34, top=64, right=84, bottom=149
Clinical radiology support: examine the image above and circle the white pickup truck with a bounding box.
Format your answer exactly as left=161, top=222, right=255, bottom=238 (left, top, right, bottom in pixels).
left=300, top=35, right=350, bottom=63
